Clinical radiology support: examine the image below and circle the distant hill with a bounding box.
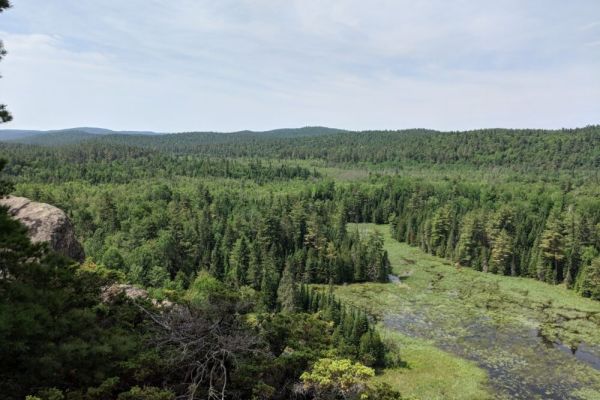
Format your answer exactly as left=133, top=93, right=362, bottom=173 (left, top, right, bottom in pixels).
left=0, top=127, right=162, bottom=143
left=0, top=126, right=347, bottom=145
left=233, top=126, right=348, bottom=137
left=0, top=129, right=47, bottom=141
left=1, top=125, right=599, bottom=172
left=10, top=130, right=97, bottom=146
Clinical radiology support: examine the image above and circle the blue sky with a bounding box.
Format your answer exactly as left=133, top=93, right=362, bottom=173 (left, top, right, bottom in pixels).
left=0, top=0, right=599, bottom=132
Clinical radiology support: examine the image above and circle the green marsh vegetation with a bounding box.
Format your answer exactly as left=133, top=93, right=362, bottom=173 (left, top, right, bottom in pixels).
left=335, top=224, right=600, bottom=399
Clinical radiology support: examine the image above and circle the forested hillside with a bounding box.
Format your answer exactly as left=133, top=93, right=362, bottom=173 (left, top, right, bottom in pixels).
left=4, top=126, right=600, bottom=173
left=0, top=159, right=396, bottom=399
left=3, top=0, right=600, bottom=397
left=2, top=125, right=600, bottom=399
left=2, top=125, right=600, bottom=300
left=61, top=125, right=600, bottom=173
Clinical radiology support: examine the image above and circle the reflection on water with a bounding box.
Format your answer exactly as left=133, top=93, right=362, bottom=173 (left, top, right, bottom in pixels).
left=384, top=307, right=600, bottom=399
left=553, top=341, right=600, bottom=371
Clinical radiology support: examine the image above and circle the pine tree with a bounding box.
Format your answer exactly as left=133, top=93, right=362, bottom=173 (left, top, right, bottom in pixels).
left=579, top=258, right=600, bottom=300
left=289, top=201, right=307, bottom=249
left=342, top=309, right=355, bottom=341
left=351, top=312, right=369, bottom=347
left=539, top=209, right=566, bottom=283
left=456, top=212, right=480, bottom=267
left=335, top=204, right=348, bottom=241
left=490, top=229, right=512, bottom=275
left=259, top=251, right=279, bottom=311
left=303, top=248, right=318, bottom=283
left=209, top=245, right=225, bottom=280
left=304, top=213, right=326, bottom=251
left=277, top=261, right=300, bottom=312
left=246, top=243, right=262, bottom=290
left=563, top=207, right=581, bottom=288
left=359, top=330, right=386, bottom=367
left=257, top=213, right=279, bottom=253
left=228, top=236, right=249, bottom=287
left=430, top=205, right=452, bottom=256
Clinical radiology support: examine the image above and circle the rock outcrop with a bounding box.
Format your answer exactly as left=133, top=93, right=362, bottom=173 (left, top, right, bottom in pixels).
left=0, top=196, right=85, bottom=262
left=101, top=283, right=174, bottom=308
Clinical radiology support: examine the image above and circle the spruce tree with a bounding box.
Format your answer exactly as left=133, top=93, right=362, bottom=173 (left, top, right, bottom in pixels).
left=277, top=261, right=300, bottom=312
left=563, top=207, right=581, bottom=288
left=539, top=209, right=566, bottom=283
left=579, top=258, right=600, bottom=300
left=228, top=236, right=249, bottom=287
left=359, top=330, right=386, bottom=367
left=259, top=250, right=279, bottom=311
left=490, top=229, right=512, bottom=275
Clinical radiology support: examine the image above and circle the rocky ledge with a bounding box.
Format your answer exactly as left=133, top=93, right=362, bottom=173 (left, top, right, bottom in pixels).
left=0, top=196, right=85, bottom=262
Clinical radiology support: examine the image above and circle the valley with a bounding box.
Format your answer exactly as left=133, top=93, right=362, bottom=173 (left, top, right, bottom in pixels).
left=2, top=126, right=600, bottom=399
left=334, top=224, right=600, bottom=399
left=2, top=2, right=600, bottom=398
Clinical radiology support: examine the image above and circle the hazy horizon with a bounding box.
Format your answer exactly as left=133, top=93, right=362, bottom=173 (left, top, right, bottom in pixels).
left=2, top=124, right=600, bottom=135
left=1, top=1, right=599, bottom=132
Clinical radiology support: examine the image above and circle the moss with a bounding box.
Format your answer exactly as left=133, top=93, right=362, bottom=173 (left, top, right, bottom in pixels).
left=373, top=329, right=491, bottom=400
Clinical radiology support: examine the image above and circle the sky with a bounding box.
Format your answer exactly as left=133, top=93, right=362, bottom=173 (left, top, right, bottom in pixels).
left=0, top=0, right=599, bottom=132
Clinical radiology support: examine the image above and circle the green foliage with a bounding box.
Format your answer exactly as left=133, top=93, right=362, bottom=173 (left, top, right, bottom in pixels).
left=299, top=358, right=375, bottom=399
left=363, top=383, right=403, bottom=400
left=579, top=258, right=600, bottom=300
left=2, top=114, right=600, bottom=399
left=0, top=208, right=154, bottom=399
left=9, top=125, right=599, bottom=175
left=298, top=288, right=388, bottom=367
left=0, top=143, right=319, bottom=184
left=102, top=246, right=125, bottom=270
left=359, top=330, right=386, bottom=368
left=185, top=270, right=235, bottom=306
left=277, top=261, right=301, bottom=312
left=385, top=177, right=600, bottom=290
left=116, top=386, right=175, bottom=400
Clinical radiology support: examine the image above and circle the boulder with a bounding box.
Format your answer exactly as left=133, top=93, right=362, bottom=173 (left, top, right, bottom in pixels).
left=0, top=196, right=85, bottom=262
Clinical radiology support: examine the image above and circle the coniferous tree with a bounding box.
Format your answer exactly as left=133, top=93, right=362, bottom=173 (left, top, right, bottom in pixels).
left=228, top=236, right=249, bottom=287
left=430, top=205, right=452, bottom=256
left=490, top=229, right=512, bottom=275
left=260, top=251, right=279, bottom=311
left=539, top=209, right=566, bottom=283
left=579, top=258, right=600, bottom=300
left=277, top=261, right=300, bottom=312
left=359, top=330, right=386, bottom=367
left=456, top=212, right=481, bottom=267
left=564, top=207, right=581, bottom=288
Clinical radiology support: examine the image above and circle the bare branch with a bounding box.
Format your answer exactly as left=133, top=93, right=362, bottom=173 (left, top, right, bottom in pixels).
left=141, top=302, right=268, bottom=400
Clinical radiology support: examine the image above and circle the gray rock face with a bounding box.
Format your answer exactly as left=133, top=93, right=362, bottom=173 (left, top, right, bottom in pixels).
left=0, top=196, right=85, bottom=262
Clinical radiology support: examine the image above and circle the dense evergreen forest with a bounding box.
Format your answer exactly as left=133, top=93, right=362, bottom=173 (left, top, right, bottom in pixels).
left=2, top=126, right=600, bottom=300
left=2, top=0, right=600, bottom=397
left=12, top=125, right=598, bottom=173
left=2, top=124, right=600, bottom=399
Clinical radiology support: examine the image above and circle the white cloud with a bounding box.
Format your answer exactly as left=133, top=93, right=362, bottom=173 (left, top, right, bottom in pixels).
left=0, top=0, right=599, bottom=131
